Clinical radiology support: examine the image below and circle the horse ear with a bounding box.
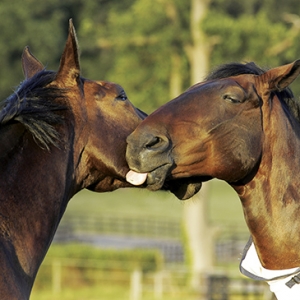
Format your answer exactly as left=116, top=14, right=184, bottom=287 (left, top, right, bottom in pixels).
left=55, top=19, right=80, bottom=86
left=263, top=60, right=300, bottom=91
left=22, top=46, right=44, bottom=79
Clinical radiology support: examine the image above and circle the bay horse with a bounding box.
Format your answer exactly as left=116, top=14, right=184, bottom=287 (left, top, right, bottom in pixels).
left=0, top=20, right=147, bottom=299
left=126, top=60, right=300, bottom=299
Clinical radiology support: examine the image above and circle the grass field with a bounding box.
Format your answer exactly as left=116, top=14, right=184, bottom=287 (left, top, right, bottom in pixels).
left=31, top=285, right=203, bottom=300
left=31, top=286, right=265, bottom=300
left=64, top=179, right=247, bottom=230
left=31, top=179, right=251, bottom=300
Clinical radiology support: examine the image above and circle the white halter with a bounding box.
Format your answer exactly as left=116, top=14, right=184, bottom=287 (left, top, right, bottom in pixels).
left=240, top=238, right=300, bottom=299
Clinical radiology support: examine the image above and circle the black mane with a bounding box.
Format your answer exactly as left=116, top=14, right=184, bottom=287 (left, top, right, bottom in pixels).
left=207, top=62, right=300, bottom=122
left=0, top=70, right=67, bottom=150
left=207, top=62, right=265, bottom=79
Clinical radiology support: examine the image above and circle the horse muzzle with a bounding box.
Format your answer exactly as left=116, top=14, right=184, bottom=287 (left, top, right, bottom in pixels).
left=126, top=131, right=173, bottom=185
left=126, top=131, right=202, bottom=200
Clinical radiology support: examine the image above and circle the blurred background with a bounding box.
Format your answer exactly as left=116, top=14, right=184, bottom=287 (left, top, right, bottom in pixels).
left=2, top=0, right=300, bottom=299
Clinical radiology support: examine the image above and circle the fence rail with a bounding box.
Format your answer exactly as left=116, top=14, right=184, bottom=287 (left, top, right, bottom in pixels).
left=56, top=214, right=249, bottom=240
left=56, top=214, right=183, bottom=240
left=34, top=258, right=272, bottom=300
left=54, top=215, right=250, bottom=264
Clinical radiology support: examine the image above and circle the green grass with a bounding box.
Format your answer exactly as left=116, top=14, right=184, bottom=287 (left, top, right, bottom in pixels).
left=31, top=285, right=201, bottom=300
left=31, top=285, right=131, bottom=300
left=65, top=188, right=183, bottom=220
left=30, top=179, right=250, bottom=300
left=208, top=180, right=246, bottom=226
left=31, top=274, right=264, bottom=300
left=64, top=179, right=247, bottom=230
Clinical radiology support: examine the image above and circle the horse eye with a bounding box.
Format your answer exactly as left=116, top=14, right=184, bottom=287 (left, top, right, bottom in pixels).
left=223, top=94, right=240, bottom=103
left=116, top=92, right=128, bottom=101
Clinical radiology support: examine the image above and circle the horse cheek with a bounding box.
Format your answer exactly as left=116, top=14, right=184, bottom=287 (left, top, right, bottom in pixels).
left=211, top=132, right=261, bottom=183
left=235, top=137, right=262, bottom=182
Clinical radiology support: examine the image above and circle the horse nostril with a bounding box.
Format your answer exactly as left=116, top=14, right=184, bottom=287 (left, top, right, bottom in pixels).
left=146, top=136, right=160, bottom=149
left=145, top=135, right=169, bottom=151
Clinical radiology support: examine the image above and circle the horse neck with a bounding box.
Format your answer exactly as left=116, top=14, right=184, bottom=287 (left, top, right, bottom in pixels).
left=0, top=123, right=75, bottom=295
left=232, top=98, right=300, bottom=269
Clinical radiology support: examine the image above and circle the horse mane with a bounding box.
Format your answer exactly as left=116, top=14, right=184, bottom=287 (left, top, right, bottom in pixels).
left=0, top=70, right=67, bottom=150
left=206, top=62, right=300, bottom=123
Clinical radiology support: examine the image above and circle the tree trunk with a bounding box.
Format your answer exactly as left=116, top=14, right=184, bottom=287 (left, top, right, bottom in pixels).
left=169, top=52, right=183, bottom=98
left=183, top=0, right=214, bottom=290
left=189, top=0, right=210, bottom=84
left=183, top=183, right=215, bottom=289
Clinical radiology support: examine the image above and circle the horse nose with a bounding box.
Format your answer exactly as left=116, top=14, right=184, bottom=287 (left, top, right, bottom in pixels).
left=126, top=132, right=171, bottom=173
left=126, top=132, right=170, bottom=162
left=127, top=132, right=170, bottom=152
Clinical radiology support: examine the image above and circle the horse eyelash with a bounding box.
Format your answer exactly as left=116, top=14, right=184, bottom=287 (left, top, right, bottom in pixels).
left=223, top=95, right=240, bottom=103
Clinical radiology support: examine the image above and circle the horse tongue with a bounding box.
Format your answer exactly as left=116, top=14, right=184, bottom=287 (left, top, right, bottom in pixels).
left=126, top=170, right=148, bottom=185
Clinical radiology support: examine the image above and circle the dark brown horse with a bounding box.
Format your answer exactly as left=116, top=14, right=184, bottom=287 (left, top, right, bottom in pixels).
left=126, top=60, right=300, bottom=298
left=0, top=20, right=147, bottom=299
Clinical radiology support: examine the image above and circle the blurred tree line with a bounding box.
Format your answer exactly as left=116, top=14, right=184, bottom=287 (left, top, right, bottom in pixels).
left=1, top=0, right=300, bottom=113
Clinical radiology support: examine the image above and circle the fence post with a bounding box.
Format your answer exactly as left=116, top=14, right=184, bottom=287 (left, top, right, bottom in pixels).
left=154, top=271, right=164, bottom=299
left=130, top=269, right=142, bottom=300
left=52, top=259, right=62, bottom=295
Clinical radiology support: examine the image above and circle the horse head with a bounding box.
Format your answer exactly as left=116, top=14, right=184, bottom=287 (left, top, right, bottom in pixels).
left=126, top=61, right=300, bottom=200
left=20, top=20, right=147, bottom=194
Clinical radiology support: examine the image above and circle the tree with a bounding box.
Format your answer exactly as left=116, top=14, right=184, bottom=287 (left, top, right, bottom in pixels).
left=0, top=0, right=81, bottom=100
left=203, top=0, right=300, bottom=95
left=1, top=0, right=299, bottom=108
left=181, top=0, right=216, bottom=290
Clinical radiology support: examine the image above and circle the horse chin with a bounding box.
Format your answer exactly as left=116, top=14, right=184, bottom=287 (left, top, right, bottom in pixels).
left=164, top=178, right=202, bottom=200
left=145, top=165, right=204, bottom=200
left=145, top=164, right=171, bottom=191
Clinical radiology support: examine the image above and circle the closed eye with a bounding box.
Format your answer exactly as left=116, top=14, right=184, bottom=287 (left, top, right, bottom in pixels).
left=223, top=94, right=240, bottom=103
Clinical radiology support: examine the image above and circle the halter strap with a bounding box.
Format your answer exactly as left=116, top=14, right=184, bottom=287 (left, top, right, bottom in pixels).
left=286, top=274, right=300, bottom=288
left=240, top=237, right=300, bottom=288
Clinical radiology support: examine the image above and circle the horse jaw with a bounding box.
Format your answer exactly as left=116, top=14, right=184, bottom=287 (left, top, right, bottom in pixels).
left=125, top=169, right=202, bottom=200
left=168, top=180, right=202, bottom=200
